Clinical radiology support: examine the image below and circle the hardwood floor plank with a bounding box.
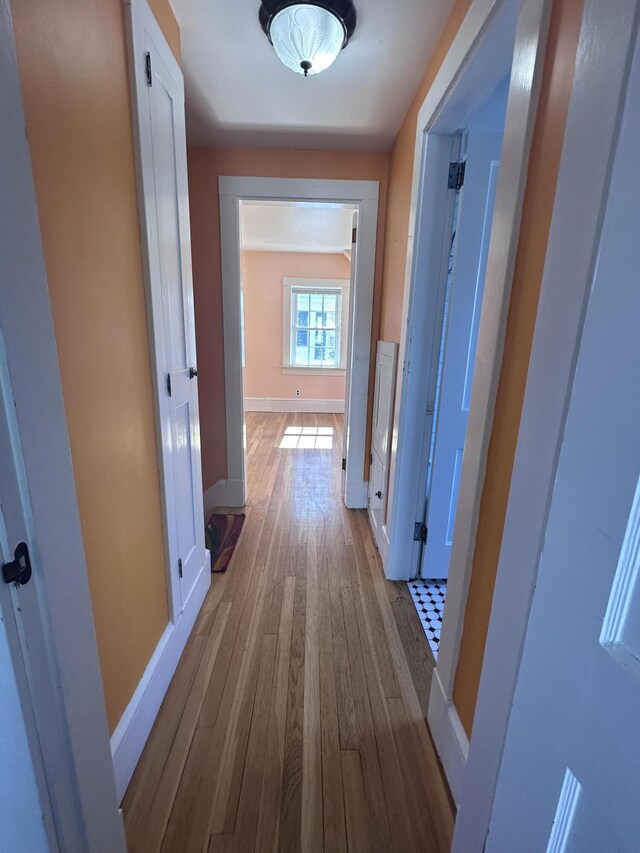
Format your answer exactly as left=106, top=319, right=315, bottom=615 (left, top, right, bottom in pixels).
left=340, top=750, right=369, bottom=853
left=123, top=413, right=454, bottom=853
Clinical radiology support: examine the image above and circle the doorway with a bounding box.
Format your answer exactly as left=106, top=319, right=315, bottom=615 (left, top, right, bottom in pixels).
left=409, top=78, right=509, bottom=658
left=218, top=177, right=379, bottom=510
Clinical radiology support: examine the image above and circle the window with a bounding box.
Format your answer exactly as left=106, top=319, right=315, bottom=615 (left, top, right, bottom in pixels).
left=282, top=278, right=349, bottom=372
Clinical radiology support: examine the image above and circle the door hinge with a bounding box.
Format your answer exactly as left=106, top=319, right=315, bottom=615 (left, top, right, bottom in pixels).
left=145, top=52, right=153, bottom=86
left=342, top=457, right=347, bottom=471
left=413, top=522, right=428, bottom=544
left=2, top=542, right=32, bottom=587
left=166, top=372, right=172, bottom=397
left=448, top=160, right=466, bottom=191
left=178, top=558, right=183, bottom=579
left=352, top=226, right=357, bottom=243
left=370, top=452, right=373, bottom=466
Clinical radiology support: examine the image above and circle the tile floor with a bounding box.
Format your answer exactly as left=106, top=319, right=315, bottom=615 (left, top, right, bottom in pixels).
left=408, top=580, right=447, bottom=658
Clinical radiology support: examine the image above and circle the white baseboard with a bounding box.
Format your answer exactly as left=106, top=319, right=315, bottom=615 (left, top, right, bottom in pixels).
left=344, top=479, right=369, bottom=510
left=110, top=560, right=210, bottom=802
left=244, top=396, right=345, bottom=414
left=427, top=667, right=469, bottom=807
left=204, top=479, right=229, bottom=515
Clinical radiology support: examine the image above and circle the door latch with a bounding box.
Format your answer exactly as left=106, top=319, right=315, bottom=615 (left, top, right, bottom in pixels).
left=2, top=542, right=33, bottom=587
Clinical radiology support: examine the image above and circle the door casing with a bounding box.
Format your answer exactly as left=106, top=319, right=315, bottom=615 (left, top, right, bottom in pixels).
left=383, top=0, right=553, bottom=805
left=218, top=176, right=379, bottom=510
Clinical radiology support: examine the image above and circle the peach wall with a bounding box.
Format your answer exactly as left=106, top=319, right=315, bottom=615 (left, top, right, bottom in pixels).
left=452, top=0, right=586, bottom=736
left=242, top=251, right=350, bottom=400
left=379, top=0, right=474, bottom=342
left=11, top=0, right=181, bottom=731
left=188, top=146, right=389, bottom=493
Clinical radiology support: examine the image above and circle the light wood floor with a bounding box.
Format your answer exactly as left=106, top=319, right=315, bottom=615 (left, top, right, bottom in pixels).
left=123, top=413, right=454, bottom=852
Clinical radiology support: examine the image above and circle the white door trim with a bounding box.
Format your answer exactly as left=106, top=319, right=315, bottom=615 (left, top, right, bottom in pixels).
left=455, top=0, right=638, bottom=848
left=0, top=4, right=125, bottom=848
left=219, top=176, right=379, bottom=509
left=383, top=0, right=551, bottom=802
left=121, top=0, right=210, bottom=801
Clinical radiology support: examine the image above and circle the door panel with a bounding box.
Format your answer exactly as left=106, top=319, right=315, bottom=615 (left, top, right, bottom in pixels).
left=489, top=28, right=640, bottom=850
left=422, top=132, right=502, bottom=579
left=368, top=341, right=398, bottom=550
left=137, top=18, right=207, bottom=612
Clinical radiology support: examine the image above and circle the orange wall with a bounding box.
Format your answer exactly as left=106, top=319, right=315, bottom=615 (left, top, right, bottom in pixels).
left=11, top=0, right=181, bottom=731
left=188, top=146, right=389, bottom=493
left=452, top=0, right=585, bottom=736
left=242, top=251, right=350, bottom=400
left=379, top=0, right=474, bottom=342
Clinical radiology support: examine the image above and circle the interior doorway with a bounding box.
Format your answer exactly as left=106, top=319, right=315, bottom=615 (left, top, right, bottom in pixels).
left=409, top=78, right=509, bottom=658
left=218, top=177, right=379, bottom=511
left=239, top=201, right=356, bottom=488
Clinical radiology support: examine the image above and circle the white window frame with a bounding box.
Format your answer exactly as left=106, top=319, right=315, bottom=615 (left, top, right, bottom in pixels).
left=282, top=277, right=350, bottom=374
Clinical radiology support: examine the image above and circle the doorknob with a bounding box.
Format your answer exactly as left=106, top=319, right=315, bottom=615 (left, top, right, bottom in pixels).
left=189, top=367, right=198, bottom=379
left=2, top=542, right=32, bottom=587
left=375, top=490, right=382, bottom=499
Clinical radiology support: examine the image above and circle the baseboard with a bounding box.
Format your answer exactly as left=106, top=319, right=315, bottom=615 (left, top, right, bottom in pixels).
left=110, top=560, right=210, bottom=802
left=379, top=523, right=390, bottom=568
left=204, top=479, right=228, bottom=515
left=344, top=479, right=369, bottom=509
left=427, top=667, right=469, bottom=807
left=244, top=396, right=345, bottom=414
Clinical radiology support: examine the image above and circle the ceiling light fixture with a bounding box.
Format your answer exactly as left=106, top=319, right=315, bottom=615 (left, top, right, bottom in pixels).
left=259, top=1, right=356, bottom=77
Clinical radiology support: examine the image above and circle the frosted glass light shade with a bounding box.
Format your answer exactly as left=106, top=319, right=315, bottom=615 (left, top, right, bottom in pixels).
left=270, top=5, right=346, bottom=76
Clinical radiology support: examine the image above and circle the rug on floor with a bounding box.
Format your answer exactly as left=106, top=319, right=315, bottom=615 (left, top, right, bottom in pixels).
left=205, top=513, right=245, bottom=573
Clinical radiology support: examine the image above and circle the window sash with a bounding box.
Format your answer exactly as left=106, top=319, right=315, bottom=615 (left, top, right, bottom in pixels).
left=291, top=287, right=342, bottom=368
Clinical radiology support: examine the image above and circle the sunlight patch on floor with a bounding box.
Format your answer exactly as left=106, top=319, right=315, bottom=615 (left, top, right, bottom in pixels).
left=279, top=425, right=334, bottom=449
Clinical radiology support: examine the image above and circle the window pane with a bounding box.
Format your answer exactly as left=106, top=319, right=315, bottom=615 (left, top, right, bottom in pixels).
left=324, top=294, right=337, bottom=312
left=296, top=330, right=308, bottom=348
left=297, top=309, right=309, bottom=327
left=310, top=294, right=323, bottom=312
left=296, top=293, right=310, bottom=312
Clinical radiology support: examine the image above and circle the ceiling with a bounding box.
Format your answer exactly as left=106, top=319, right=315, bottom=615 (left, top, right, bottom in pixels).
left=170, top=0, right=455, bottom=150
left=240, top=201, right=356, bottom=253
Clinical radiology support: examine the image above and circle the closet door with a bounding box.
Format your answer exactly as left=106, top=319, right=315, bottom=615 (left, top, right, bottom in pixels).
left=128, top=0, right=208, bottom=613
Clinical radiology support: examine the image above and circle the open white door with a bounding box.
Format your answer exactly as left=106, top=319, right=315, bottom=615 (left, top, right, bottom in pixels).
left=488, top=26, right=640, bottom=850
left=368, top=342, right=399, bottom=549
left=421, top=131, right=502, bottom=579
left=128, top=0, right=208, bottom=613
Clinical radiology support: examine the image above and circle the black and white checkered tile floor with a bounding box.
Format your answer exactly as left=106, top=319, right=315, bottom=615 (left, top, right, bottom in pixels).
left=408, top=580, right=447, bottom=658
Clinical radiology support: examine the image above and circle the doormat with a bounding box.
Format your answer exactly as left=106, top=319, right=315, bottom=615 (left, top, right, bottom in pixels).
left=205, top=513, right=246, bottom=574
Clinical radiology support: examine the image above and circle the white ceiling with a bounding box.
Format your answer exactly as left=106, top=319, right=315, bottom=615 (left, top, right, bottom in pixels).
left=170, top=0, right=455, bottom=150
left=240, top=201, right=356, bottom=253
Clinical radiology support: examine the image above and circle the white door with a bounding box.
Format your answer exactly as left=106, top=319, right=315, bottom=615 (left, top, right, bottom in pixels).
left=342, top=210, right=358, bottom=498
left=368, top=341, right=399, bottom=546
left=488, top=28, right=640, bottom=851
left=0, top=334, right=85, bottom=850
left=0, top=362, right=50, bottom=851
left=129, top=1, right=208, bottom=612
left=421, top=132, right=502, bottom=579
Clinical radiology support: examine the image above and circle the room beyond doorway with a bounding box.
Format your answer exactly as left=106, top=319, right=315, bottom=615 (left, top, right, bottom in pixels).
left=240, top=200, right=356, bottom=418
left=217, top=176, right=379, bottom=512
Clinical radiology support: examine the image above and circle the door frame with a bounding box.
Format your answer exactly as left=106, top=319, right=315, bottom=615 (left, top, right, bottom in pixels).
left=0, top=3, right=125, bottom=848
left=382, top=0, right=551, bottom=802
left=455, top=0, right=639, bottom=848
left=218, top=176, right=379, bottom=509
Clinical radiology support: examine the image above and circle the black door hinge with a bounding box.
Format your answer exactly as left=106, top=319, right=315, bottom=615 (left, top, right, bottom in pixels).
left=341, top=458, right=347, bottom=471
left=166, top=373, right=172, bottom=397
left=351, top=226, right=357, bottom=243
left=2, top=542, right=32, bottom=587
left=370, top=453, right=373, bottom=466
left=145, top=52, right=153, bottom=86
left=448, top=160, right=466, bottom=191
left=178, top=558, right=183, bottom=579
left=413, top=522, right=428, bottom=544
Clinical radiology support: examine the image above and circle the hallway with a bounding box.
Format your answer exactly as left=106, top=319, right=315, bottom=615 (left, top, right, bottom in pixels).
left=122, top=413, right=454, bottom=852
